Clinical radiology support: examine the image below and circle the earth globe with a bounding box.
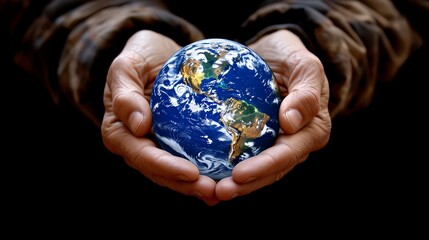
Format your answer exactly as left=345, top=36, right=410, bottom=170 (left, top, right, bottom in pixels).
left=150, top=38, right=281, bottom=180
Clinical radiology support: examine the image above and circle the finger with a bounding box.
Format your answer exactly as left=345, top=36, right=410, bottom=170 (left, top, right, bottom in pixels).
left=214, top=163, right=296, bottom=201
left=223, top=116, right=328, bottom=183
left=105, top=119, right=199, bottom=179
left=232, top=137, right=307, bottom=183
left=160, top=175, right=219, bottom=206
left=102, top=111, right=220, bottom=203
left=106, top=55, right=153, bottom=137
left=215, top=152, right=308, bottom=201
left=277, top=53, right=327, bottom=134
left=123, top=143, right=218, bottom=203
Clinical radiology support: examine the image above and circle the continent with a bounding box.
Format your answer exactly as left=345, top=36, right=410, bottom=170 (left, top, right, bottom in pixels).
left=181, top=47, right=229, bottom=97
left=181, top=58, right=205, bottom=94
left=220, top=98, right=270, bottom=163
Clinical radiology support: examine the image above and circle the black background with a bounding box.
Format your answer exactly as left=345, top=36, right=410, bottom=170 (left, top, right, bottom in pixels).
left=2, top=41, right=427, bottom=234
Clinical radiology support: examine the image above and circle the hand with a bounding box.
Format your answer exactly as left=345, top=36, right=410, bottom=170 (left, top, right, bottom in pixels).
left=101, top=30, right=220, bottom=206
left=214, top=29, right=332, bottom=200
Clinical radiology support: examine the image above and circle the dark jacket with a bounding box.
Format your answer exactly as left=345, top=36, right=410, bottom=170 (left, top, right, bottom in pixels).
left=1, top=0, right=427, bottom=126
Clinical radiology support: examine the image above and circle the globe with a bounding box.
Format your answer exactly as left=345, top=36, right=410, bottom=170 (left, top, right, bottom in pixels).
left=150, top=38, right=281, bottom=180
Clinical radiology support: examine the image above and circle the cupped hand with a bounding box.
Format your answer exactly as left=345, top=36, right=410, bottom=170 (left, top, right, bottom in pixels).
left=101, top=30, right=220, bottom=206
left=215, top=29, right=332, bottom=200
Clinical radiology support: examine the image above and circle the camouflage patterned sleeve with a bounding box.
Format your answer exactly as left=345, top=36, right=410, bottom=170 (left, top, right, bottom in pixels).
left=3, top=0, right=204, bottom=126
left=239, top=0, right=424, bottom=118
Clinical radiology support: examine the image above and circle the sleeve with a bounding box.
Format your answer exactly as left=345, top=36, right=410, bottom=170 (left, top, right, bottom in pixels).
left=238, top=0, right=424, bottom=118
left=5, top=0, right=204, bottom=127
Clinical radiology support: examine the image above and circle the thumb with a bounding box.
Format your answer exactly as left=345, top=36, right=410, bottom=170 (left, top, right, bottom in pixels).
left=279, top=79, right=322, bottom=134
left=110, top=87, right=152, bottom=137
left=277, top=42, right=326, bottom=134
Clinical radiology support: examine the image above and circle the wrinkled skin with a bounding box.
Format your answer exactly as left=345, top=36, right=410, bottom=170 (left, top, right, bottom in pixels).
left=101, top=29, right=331, bottom=206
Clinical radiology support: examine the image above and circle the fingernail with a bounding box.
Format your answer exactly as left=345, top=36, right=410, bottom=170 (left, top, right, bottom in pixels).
left=229, top=193, right=239, bottom=200
left=177, top=174, right=191, bottom=181
left=129, top=111, right=144, bottom=133
left=243, top=176, right=256, bottom=183
left=285, top=109, right=302, bottom=132
left=193, top=191, right=205, bottom=199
